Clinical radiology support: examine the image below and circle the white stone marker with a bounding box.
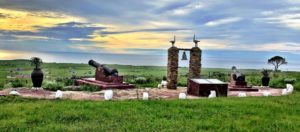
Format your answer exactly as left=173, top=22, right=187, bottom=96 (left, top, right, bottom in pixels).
left=55, top=90, right=63, bottom=99
left=9, top=90, right=20, bottom=96
left=104, top=90, right=113, bottom=100
left=282, top=89, right=288, bottom=95
left=238, top=92, right=247, bottom=97
left=208, top=90, right=216, bottom=98
left=179, top=93, right=187, bottom=99
left=286, top=84, right=294, bottom=94
left=143, top=92, right=149, bottom=100
left=161, top=80, right=167, bottom=88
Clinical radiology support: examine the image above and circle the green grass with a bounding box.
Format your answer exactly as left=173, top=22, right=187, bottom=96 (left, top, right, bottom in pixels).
left=0, top=93, right=300, bottom=131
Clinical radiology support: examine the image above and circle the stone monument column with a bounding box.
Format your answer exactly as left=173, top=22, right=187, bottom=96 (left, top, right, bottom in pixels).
left=189, top=46, right=201, bottom=78
left=167, top=46, right=179, bottom=89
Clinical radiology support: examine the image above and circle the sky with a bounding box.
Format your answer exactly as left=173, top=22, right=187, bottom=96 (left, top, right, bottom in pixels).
left=0, top=0, right=299, bottom=69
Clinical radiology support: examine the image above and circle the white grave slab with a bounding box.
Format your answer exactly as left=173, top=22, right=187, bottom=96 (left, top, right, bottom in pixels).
left=208, top=90, right=216, bottom=98
left=143, top=92, right=149, bottom=100
left=55, top=90, right=63, bottom=99
left=104, top=90, right=113, bottom=100
left=179, top=93, right=187, bottom=99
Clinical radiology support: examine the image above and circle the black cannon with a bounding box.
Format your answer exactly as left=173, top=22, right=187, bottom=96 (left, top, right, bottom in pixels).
left=88, top=60, right=118, bottom=76
left=231, top=66, right=245, bottom=81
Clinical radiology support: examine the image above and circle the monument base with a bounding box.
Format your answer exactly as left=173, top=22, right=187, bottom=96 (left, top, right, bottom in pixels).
left=188, top=79, right=228, bottom=97
left=76, top=78, right=135, bottom=89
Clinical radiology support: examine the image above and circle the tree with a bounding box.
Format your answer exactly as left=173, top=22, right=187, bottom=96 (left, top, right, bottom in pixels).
left=268, top=56, right=287, bottom=72
left=30, top=57, right=43, bottom=69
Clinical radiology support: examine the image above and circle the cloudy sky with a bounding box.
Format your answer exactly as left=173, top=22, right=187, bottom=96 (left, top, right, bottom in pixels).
left=0, top=0, right=299, bottom=69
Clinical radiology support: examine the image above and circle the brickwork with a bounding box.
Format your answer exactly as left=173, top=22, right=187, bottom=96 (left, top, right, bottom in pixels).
left=189, top=47, right=202, bottom=78
left=167, top=46, right=179, bottom=89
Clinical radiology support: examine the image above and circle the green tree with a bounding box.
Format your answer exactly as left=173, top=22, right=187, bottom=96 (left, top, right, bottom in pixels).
left=268, top=56, right=287, bottom=72
left=30, top=57, right=43, bottom=69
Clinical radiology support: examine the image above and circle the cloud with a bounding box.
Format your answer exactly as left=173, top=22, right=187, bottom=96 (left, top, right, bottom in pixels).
left=100, top=27, right=191, bottom=35
left=172, top=2, right=206, bottom=15
left=0, top=8, right=85, bottom=32
left=0, top=0, right=300, bottom=56
left=11, top=35, right=59, bottom=40
left=205, top=17, right=242, bottom=27
left=251, top=42, right=300, bottom=53
left=262, top=13, right=300, bottom=30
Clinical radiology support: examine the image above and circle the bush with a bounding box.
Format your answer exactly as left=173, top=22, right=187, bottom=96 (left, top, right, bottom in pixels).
left=63, top=78, right=75, bottom=86
left=284, top=78, right=296, bottom=84
left=0, top=82, right=4, bottom=90
left=4, top=82, right=12, bottom=89
left=80, top=85, right=100, bottom=92
left=43, top=81, right=63, bottom=91
left=134, top=77, right=147, bottom=84
left=269, top=78, right=285, bottom=88
left=10, top=79, right=25, bottom=88
left=55, top=77, right=63, bottom=82
left=293, top=82, right=300, bottom=91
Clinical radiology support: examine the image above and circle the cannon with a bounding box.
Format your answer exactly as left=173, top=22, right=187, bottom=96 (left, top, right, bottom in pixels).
left=230, top=66, right=249, bottom=88
left=75, top=60, right=135, bottom=89
left=88, top=60, right=118, bottom=76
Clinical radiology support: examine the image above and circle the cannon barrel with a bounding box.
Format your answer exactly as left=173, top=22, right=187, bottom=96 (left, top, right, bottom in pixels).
left=88, top=60, right=118, bottom=76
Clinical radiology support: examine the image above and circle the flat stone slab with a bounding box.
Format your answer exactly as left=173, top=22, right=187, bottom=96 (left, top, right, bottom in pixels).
left=0, top=86, right=286, bottom=101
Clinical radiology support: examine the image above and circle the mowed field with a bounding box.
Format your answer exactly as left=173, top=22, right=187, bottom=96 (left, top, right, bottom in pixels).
left=0, top=94, right=299, bottom=131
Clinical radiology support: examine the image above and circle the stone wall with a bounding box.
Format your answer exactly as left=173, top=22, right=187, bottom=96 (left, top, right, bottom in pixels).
left=167, top=46, right=179, bottom=89
left=189, top=47, right=202, bottom=78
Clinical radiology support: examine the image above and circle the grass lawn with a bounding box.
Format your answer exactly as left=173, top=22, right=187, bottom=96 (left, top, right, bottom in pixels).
left=0, top=93, right=299, bottom=131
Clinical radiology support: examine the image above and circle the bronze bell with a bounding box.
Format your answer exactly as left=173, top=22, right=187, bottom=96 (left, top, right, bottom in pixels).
left=181, top=51, right=188, bottom=60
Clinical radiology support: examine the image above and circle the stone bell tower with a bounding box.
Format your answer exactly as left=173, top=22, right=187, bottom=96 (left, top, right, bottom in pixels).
left=167, top=35, right=202, bottom=89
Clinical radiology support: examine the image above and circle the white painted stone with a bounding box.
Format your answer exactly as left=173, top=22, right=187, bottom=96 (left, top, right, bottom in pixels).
left=286, top=84, right=294, bottom=93
left=263, top=91, right=271, bottom=96
left=9, top=90, right=20, bottom=96
left=208, top=90, right=216, bottom=98
left=55, top=90, right=63, bottom=99
left=238, top=92, right=247, bottom=97
left=142, top=92, right=149, bottom=100
left=161, top=81, right=167, bottom=87
left=282, top=89, right=288, bottom=95
left=104, top=90, right=113, bottom=100
left=179, top=93, right=187, bottom=99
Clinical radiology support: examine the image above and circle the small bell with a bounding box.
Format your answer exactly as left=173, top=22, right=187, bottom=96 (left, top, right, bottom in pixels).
left=181, top=51, right=188, bottom=60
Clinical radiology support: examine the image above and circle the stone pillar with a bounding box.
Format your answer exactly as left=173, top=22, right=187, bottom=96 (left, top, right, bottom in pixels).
left=189, top=47, right=201, bottom=78
left=167, top=46, right=179, bottom=89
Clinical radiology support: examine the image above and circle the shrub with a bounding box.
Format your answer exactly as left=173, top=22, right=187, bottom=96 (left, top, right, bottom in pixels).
left=43, top=81, right=63, bottom=91
left=63, top=78, right=75, bottom=86
left=4, top=82, right=13, bottom=89
left=293, top=82, right=300, bottom=91
left=134, top=77, right=147, bottom=84
left=0, top=82, right=4, bottom=89
left=284, top=78, right=296, bottom=84
left=10, top=79, right=25, bottom=88
left=162, top=76, right=167, bottom=81
left=80, top=85, right=100, bottom=92
left=55, top=77, right=63, bottom=82
left=269, top=78, right=285, bottom=88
